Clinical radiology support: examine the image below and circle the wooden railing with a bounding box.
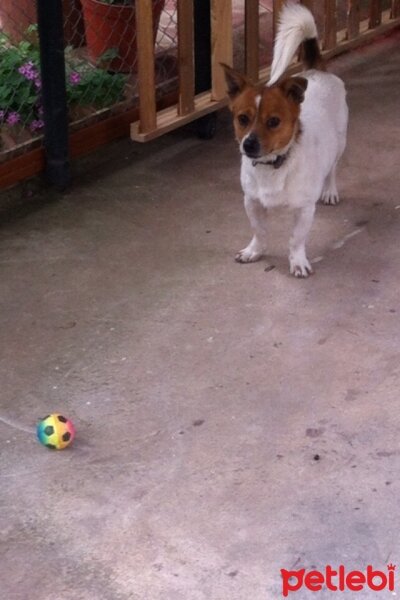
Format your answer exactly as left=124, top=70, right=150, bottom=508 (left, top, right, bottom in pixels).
left=131, top=0, right=400, bottom=142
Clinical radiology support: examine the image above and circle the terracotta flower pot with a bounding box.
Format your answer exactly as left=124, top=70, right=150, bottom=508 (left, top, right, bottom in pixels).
left=80, top=0, right=165, bottom=73
left=0, top=0, right=85, bottom=47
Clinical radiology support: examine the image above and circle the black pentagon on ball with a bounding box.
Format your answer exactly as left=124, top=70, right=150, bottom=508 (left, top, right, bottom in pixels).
left=62, top=432, right=71, bottom=442
left=57, top=415, right=67, bottom=423
left=46, top=443, right=56, bottom=449
left=44, top=425, right=54, bottom=436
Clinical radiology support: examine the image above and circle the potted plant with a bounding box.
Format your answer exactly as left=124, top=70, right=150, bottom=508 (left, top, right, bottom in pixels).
left=80, top=0, right=165, bottom=73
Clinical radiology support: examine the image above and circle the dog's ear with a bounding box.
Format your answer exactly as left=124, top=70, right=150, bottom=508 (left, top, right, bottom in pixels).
left=280, top=77, right=308, bottom=104
left=220, top=63, right=250, bottom=99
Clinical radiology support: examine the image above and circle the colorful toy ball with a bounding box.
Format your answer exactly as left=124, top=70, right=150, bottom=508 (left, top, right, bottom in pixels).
left=37, top=414, right=75, bottom=450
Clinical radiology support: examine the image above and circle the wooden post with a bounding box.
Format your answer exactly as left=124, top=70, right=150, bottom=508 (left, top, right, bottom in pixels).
left=347, top=0, right=360, bottom=40
left=136, top=0, right=157, bottom=133
left=245, top=0, right=259, bottom=82
left=273, top=0, right=285, bottom=37
left=324, top=0, right=337, bottom=50
left=369, top=0, right=382, bottom=28
left=211, top=0, right=233, bottom=101
left=178, top=0, right=195, bottom=115
left=392, top=0, right=400, bottom=18
left=301, top=0, right=314, bottom=12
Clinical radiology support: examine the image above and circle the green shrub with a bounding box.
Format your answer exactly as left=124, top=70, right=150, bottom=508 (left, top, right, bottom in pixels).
left=0, top=26, right=127, bottom=133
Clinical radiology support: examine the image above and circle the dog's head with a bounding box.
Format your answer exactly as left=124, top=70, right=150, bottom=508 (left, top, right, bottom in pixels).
left=221, top=64, right=308, bottom=160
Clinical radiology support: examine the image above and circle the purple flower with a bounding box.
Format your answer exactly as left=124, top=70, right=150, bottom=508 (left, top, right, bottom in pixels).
left=18, top=61, right=39, bottom=81
left=30, top=119, right=44, bottom=132
left=34, top=78, right=42, bottom=90
left=69, top=71, right=81, bottom=86
left=6, top=112, right=21, bottom=126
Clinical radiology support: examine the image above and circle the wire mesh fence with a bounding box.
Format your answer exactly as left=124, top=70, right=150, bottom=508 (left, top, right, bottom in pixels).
left=0, top=0, right=181, bottom=163
left=0, top=18, right=43, bottom=157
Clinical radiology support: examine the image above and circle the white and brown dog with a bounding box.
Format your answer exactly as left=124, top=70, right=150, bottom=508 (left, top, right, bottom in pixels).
left=223, top=2, right=348, bottom=277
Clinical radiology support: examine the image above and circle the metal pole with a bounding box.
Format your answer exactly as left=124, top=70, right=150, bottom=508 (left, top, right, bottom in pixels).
left=37, top=0, right=70, bottom=189
left=194, top=0, right=211, bottom=94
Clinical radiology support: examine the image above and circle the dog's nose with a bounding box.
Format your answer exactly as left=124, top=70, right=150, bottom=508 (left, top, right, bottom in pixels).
left=243, top=133, right=260, bottom=158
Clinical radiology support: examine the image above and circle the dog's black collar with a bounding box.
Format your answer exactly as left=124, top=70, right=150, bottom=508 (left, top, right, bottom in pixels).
left=252, top=152, right=288, bottom=169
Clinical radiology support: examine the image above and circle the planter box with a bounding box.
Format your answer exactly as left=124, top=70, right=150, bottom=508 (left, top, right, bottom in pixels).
left=80, top=0, right=165, bottom=73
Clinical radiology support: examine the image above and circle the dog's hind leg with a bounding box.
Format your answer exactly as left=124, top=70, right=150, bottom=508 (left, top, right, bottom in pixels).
left=321, top=163, right=340, bottom=205
left=235, top=196, right=268, bottom=263
left=289, top=205, right=315, bottom=277
left=321, top=129, right=346, bottom=206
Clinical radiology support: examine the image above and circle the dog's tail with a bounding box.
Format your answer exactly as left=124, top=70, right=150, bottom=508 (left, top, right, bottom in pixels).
left=268, top=2, right=323, bottom=86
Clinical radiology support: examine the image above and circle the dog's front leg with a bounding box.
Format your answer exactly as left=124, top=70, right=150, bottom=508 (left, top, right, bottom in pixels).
left=289, top=205, right=315, bottom=277
left=235, top=196, right=268, bottom=263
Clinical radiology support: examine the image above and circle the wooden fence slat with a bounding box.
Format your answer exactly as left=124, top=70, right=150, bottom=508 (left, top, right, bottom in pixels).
left=132, top=92, right=226, bottom=142
left=369, top=0, right=382, bottom=28
left=245, top=0, right=259, bottom=81
left=324, top=0, right=337, bottom=50
left=211, top=0, right=233, bottom=101
left=300, top=0, right=314, bottom=12
left=178, top=0, right=195, bottom=116
left=136, top=0, right=157, bottom=133
left=347, top=0, right=361, bottom=39
left=391, top=0, right=400, bottom=18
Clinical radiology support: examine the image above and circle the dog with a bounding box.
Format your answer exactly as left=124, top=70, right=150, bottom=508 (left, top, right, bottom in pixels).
left=222, top=2, right=348, bottom=277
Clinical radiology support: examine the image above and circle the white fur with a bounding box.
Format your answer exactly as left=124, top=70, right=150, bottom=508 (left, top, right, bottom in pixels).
left=236, top=7, right=348, bottom=277
left=269, top=2, right=317, bottom=86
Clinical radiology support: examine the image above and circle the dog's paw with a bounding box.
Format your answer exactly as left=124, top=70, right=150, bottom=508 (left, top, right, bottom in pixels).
left=321, top=190, right=340, bottom=205
left=289, top=256, right=314, bottom=278
left=235, top=247, right=264, bottom=263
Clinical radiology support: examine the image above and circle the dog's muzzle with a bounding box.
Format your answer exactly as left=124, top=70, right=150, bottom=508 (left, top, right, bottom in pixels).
left=242, top=133, right=261, bottom=158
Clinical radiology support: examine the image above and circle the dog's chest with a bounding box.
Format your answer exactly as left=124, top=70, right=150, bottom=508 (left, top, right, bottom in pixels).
left=241, top=161, right=293, bottom=208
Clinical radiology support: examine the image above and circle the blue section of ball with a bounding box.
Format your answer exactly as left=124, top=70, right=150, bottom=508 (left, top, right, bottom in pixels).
left=37, top=420, right=50, bottom=445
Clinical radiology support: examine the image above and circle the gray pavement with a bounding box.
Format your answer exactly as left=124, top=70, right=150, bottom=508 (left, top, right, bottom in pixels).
left=1, top=31, right=400, bottom=600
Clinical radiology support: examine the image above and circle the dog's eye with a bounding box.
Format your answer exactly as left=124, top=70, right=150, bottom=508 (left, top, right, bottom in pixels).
left=238, top=114, right=250, bottom=127
left=267, top=116, right=281, bottom=129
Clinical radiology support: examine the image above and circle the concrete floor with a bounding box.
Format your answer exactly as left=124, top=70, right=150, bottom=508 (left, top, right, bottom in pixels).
left=1, top=32, right=400, bottom=600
